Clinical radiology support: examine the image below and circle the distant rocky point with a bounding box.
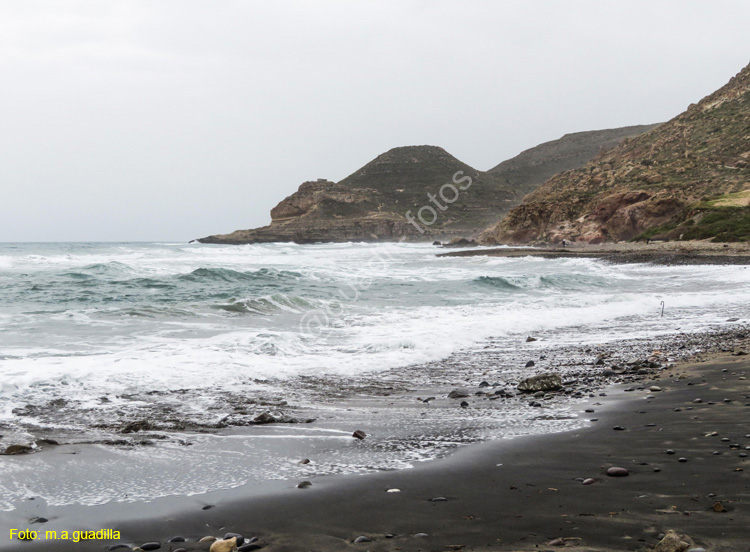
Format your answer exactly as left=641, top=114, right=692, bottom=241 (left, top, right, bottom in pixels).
left=197, top=126, right=657, bottom=245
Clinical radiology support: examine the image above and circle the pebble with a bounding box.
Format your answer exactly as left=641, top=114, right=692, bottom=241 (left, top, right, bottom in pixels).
left=650, top=386, right=662, bottom=392
left=211, top=538, right=238, bottom=552
left=613, top=426, right=626, bottom=431
left=429, top=497, right=448, bottom=502
left=108, top=546, right=131, bottom=551
left=687, top=548, right=707, bottom=552
left=167, top=536, right=185, bottom=542
left=582, top=478, right=596, bottom=485
left=238, top=545, right=263, bottom=552
left=201, top=505, right=215, bottom=511
left=353, top=536, right=372, bottom=543
left=414, top=533, right=429, bottom=538
left=199, top=536, right=217, bottom=543
left=666, top=449, right=676, bottom=455
left=678, top=457, right=688, bottom=463
left=386, top=488, right=401, bottom=493
left=224, top=532, right=244, bottom=542
left=140, top=544, right=161, bottom=551
left=460, top=401, right=469, bottom=408
left=525, top=360, right=535, bottom=367
left=297, top=481, right=313, bottom=489
left=352, top=430, right=367, bottom=440
left=606, top=467, right=629, bottom=477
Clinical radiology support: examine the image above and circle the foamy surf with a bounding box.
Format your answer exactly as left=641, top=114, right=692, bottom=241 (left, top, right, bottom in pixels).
left=0, top=242, right=749, bottom=509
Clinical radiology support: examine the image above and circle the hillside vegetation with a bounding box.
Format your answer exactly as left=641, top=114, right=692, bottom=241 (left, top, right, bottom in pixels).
left=481, top=62, right=750, bottom=244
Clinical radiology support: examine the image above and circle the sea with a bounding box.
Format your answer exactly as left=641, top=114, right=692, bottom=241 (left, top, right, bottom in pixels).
left=0, top=241, right=748, bottom=512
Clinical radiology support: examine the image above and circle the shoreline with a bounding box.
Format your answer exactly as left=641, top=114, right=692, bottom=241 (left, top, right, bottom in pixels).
left=4, top=328, right=750, bottom=551
left=438, top=240, right=750, bottom=265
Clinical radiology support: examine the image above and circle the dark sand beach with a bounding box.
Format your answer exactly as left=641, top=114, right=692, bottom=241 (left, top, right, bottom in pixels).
left=12, top=345, right=749, bottom=552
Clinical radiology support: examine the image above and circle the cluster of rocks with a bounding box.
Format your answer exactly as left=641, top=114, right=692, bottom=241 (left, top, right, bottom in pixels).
left=439, top=327, right=750, bottom=416
left=109, top=533, right=262, bottom=552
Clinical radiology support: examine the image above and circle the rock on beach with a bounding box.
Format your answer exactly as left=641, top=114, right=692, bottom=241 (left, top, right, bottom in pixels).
left=517, top=373, right=562, bottom=392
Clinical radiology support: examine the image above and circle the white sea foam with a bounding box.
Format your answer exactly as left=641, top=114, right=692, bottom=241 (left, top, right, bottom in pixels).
left=1, top=244, right=749, bottom=400
left=1, top=242, right=749, bottom=510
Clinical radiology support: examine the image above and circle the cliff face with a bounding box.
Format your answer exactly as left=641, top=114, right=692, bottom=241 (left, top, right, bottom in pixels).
left=482, top=62, right=750, bottom=245
left=198, top=128, right=657, bottom=245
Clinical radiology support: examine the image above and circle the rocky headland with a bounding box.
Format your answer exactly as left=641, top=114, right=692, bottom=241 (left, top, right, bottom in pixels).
left=197, top=126, right=657, bottom=245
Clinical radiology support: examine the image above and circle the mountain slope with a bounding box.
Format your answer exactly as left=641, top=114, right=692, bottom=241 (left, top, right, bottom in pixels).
left=197, top=128, right=657, bottom=245
left=481, top=62, right=750, bottom=245
left=487, top=124, right=659, bottom=196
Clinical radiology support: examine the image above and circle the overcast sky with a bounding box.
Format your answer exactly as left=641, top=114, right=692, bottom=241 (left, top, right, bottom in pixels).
left=1, top=1, right=749, bottom=242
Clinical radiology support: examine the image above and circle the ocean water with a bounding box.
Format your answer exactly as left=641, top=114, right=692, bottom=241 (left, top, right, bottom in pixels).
left=1, top=241, right=749, bottom=510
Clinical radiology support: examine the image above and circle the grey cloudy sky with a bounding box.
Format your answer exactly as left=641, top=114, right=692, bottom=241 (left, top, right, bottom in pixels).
left=1, top=0, right=749, bottom=242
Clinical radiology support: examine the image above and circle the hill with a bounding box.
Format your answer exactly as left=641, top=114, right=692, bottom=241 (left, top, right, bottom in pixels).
left=481, top=62, right=750, bottom=244
left=197, top=128, right=657, bottom=245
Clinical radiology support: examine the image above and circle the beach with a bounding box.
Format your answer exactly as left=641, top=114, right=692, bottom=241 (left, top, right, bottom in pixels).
left=3, top=328, right=749, bottom=551
left=2, top=242, right=750, bottom=551
left=2, top=2, right=749, bottom=550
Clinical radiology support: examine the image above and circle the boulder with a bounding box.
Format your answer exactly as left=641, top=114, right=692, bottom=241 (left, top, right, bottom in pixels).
left=3, top=444, right=33, bottom=455
left=447, top=388, right=470, bottom=399
left=253, top=412, right=276, bottom=424
left=517, top=374, right=562, bottom=393
left=654, top=530, right=694, bottom=552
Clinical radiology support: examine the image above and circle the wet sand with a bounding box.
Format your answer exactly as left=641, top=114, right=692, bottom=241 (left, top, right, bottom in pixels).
left=14, top=351, right=750, bottom=551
